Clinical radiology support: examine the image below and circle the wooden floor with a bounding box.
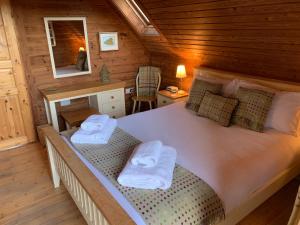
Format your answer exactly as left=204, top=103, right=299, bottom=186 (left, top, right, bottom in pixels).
left=0, top=142, right=298, bottom=225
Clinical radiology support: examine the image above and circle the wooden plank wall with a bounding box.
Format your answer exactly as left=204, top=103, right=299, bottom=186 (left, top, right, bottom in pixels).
left=12, top=0, right=150, bottom=126
left=137, top=0, right=300, bottom=87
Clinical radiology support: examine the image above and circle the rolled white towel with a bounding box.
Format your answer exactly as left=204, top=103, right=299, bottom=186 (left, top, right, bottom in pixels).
left=131, top=140, right=162, bottom=168
left=117, top=146, right=177, bottom=190
left=71, top=118, right=117, bottom=144
left=81, top=114, right=109, bottom=131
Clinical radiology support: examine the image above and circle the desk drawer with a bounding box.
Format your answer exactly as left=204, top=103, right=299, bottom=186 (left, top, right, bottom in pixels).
left=100, top=101, right=125, bottom=118
left=100, top=89, right=123, bottom=103
left=107, top=110, right=125, bottom=119
left=158, top=95, right=173, bottom=107
left=101, top=101, right=123, bottom=113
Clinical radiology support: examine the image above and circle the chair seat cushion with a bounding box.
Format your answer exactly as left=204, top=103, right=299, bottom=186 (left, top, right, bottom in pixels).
left=132, top=95, right=157, bottom=102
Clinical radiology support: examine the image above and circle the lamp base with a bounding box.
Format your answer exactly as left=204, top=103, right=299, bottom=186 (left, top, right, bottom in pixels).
left=178, top=89, right=186, bottom=94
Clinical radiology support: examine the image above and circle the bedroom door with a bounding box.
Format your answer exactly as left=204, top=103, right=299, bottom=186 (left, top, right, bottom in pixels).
left=0, top=0, right=35, bottom=150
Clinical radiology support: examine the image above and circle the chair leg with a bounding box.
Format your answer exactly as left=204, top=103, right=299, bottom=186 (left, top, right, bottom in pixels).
left=149, top=101, right=152, bottom=110
left=132, top=100, right=137, bottom=114
left=138, top=101, right=141, bottom=112
left=65, top=121, right=70, bottom=130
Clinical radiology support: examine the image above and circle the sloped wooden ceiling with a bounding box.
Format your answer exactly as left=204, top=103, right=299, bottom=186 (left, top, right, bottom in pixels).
left=113, top=0, right=300, bottom=83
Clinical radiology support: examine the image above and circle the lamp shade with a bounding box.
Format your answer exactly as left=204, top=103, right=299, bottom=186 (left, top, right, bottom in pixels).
left=176, top=65, right=187, bottom=78
left=79, top=47, right=85, bottom=52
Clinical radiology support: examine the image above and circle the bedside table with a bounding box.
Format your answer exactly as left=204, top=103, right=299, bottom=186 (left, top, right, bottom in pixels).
left=157, top=90, right=189, bottom=107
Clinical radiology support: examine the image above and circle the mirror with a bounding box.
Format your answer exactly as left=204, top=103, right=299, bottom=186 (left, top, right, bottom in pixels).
left=44, top=17, right=91, bottom=78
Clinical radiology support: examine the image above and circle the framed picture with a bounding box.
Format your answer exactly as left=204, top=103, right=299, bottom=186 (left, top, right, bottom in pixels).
left=99, top=32, right=119, bottom=51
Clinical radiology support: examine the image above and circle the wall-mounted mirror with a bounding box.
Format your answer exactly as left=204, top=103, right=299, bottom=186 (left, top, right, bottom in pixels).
left=44, top=17, right=91, bottom=78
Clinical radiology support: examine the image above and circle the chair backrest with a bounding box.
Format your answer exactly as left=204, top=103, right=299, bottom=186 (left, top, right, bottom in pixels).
left=136, top=66, right=161, bottom=97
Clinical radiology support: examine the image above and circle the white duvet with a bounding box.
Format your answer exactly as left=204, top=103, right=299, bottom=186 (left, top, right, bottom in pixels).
left=118, top=102, right=300, bottom=213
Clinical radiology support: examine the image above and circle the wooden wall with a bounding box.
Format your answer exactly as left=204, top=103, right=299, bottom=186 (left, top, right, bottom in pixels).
left=137, top=0, right=300, bottom=85
left=52, top=21, right=86, bottom=67
left=12, top=0, right=150, bottom=126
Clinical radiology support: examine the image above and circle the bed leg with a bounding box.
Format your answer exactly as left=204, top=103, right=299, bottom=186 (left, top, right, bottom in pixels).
left=45, top=138, right=61, bottom=188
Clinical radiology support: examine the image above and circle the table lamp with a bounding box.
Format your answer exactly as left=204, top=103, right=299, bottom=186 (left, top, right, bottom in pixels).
left=176, top=65, right=187, bottom=94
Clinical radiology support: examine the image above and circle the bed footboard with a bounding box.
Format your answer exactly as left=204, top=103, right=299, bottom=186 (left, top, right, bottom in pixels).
left=42, top=125, right=135, bottom=225
left=46, top=138, right=109, bottom=225
left=42, top=125, right=300, bottom=225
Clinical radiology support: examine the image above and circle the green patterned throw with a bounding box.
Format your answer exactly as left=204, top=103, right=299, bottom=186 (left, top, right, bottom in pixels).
left=233, top=87, right=274, bottom=132
left=198, top=91, right=239, bottom=127
left=186, top=79, right=222, bottom=112
left=62, top=128, right=225, bottom=225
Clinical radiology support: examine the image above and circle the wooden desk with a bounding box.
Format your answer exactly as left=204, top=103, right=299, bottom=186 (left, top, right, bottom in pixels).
left=39, top=80, right=126, bottom=131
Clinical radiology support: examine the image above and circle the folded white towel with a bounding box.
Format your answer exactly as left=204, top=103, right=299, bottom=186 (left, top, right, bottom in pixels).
left=71, top=118, right=117, bottom=144
left=131, top=140, right=162, bottom=168
left=81, top=114, right=109, bottom=131
left=117, top=146, right=177, bottom=190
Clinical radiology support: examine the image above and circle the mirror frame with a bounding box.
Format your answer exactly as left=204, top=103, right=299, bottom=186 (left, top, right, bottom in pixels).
left=44, top=17, right=92, bottom=79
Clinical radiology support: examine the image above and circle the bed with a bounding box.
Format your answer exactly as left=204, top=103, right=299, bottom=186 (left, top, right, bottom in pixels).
left=56, top=65, right=84, bottom=76
left=42, top=67, right=300, bottom=225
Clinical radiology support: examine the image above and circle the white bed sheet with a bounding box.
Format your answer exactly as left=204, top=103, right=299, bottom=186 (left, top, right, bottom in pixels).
left=63, top=102, right=300, bottom=224
left=118, top=102, right=300, bottom=213
left=56, top=65, right=85, bottom=75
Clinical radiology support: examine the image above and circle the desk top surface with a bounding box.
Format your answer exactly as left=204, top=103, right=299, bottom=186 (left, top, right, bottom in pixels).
left=39, top=80, right=126, bottom=101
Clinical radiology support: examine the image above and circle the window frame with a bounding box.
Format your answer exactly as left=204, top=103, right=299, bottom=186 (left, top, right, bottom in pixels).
left=125, top=0, right=151, bottom=26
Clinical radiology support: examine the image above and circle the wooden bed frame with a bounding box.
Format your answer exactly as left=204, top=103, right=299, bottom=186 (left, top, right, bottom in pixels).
left=42, top=67, right=300, bottom=225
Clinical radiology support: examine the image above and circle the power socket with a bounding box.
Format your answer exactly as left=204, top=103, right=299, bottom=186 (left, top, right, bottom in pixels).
left=125, top=87, right=135, bottom=94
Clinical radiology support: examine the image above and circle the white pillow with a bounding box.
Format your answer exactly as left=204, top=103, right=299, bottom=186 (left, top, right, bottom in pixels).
left=223, top=79, right=239, bottom=97
left=265, top=92, right=300, bottom=136
left=195, top=75, right=238, bottom=97
left=236, top=80, right=277, bottom=94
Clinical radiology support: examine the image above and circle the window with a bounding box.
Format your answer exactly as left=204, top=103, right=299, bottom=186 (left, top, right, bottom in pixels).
left=111, top=0, right=159, bottom=36
left=48, top=21, right=56, bottom=47
left=126, top=0, right=150, bottom=26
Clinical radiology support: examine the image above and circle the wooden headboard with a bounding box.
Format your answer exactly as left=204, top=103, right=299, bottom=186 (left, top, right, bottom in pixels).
left=194, top=67, right=300, bottom=92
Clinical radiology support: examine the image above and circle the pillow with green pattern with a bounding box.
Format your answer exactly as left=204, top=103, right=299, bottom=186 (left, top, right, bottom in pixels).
left=232, top=87, right=274, bottom=132
left=186, top=79, right=222, bottom=112
left=198, top=91, right=239, bottom=127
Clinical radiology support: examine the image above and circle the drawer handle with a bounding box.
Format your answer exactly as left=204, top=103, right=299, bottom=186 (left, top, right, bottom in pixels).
left=112, top=116, right=116, bottom=119
left=163, top=100, right=167, bottom=103
left=111, top=96, right=114, bottom=99
left=112, top=106, right=115, bottom=109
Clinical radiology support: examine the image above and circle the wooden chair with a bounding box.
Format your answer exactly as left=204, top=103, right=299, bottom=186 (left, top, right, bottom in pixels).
left=288, top=186, right=300, bottom=225
left=132, top=66, right=161, bottom=114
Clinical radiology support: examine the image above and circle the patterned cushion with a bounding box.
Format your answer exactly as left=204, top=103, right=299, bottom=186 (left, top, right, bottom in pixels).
left=233, top=87, right=274, bottom=132
left=186, top=79, right=222, bottom=112
left=198, top=92, right=239, bottom=127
